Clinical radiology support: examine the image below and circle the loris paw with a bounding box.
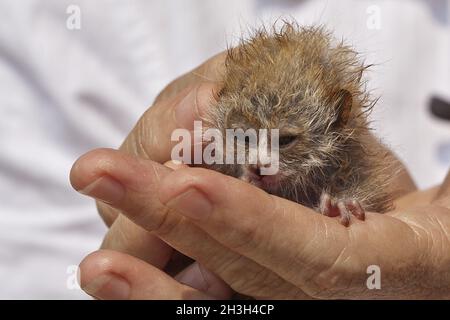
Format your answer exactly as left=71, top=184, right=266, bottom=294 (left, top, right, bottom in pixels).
left=319, top=192, right=365, bottom=227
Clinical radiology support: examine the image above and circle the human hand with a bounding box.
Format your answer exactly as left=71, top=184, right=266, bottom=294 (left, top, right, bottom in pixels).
left=71, top=49, right=449, bottom=299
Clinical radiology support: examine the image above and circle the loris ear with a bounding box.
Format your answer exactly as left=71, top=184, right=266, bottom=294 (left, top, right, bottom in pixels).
left=332, top=89, right=352, bottom=127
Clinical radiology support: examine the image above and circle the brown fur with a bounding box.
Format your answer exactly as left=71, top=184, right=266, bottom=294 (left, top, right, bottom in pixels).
left=204, top=22, right=396, bottom=213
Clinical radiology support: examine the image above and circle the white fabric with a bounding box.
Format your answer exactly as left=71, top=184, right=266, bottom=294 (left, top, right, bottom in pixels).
left=0, top=0, right=448, bottom=299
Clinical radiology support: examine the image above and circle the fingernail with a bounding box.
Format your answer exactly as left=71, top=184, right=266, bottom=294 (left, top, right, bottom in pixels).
left=166, top=188, right=212, bottom=220
left=79, top=176, right=125, bottom=204
left=175, top=88, right=198, bottom=129
left=83, top=274, right=130, bottom=300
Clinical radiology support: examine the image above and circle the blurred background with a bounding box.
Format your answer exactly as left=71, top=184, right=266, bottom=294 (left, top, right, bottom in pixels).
left=0, top=0, right=449, bottom=299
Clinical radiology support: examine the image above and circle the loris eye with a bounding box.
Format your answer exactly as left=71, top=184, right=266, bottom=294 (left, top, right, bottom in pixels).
left=278, top=135, right=297, bottom=147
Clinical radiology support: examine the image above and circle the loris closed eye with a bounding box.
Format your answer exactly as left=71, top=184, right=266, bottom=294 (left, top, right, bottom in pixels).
left=278, top=135, right=297, bottom=147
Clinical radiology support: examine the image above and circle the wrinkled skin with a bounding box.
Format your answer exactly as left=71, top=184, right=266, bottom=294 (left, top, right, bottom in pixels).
left=70, top=53, right=450, bottom=299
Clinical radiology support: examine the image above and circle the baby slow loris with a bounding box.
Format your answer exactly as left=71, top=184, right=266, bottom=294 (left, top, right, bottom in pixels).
left=203, top=23, right=397, bottom=226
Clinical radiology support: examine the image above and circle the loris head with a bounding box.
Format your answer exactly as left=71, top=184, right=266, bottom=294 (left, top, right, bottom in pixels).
left=207, top=23, right=375, bottom=205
